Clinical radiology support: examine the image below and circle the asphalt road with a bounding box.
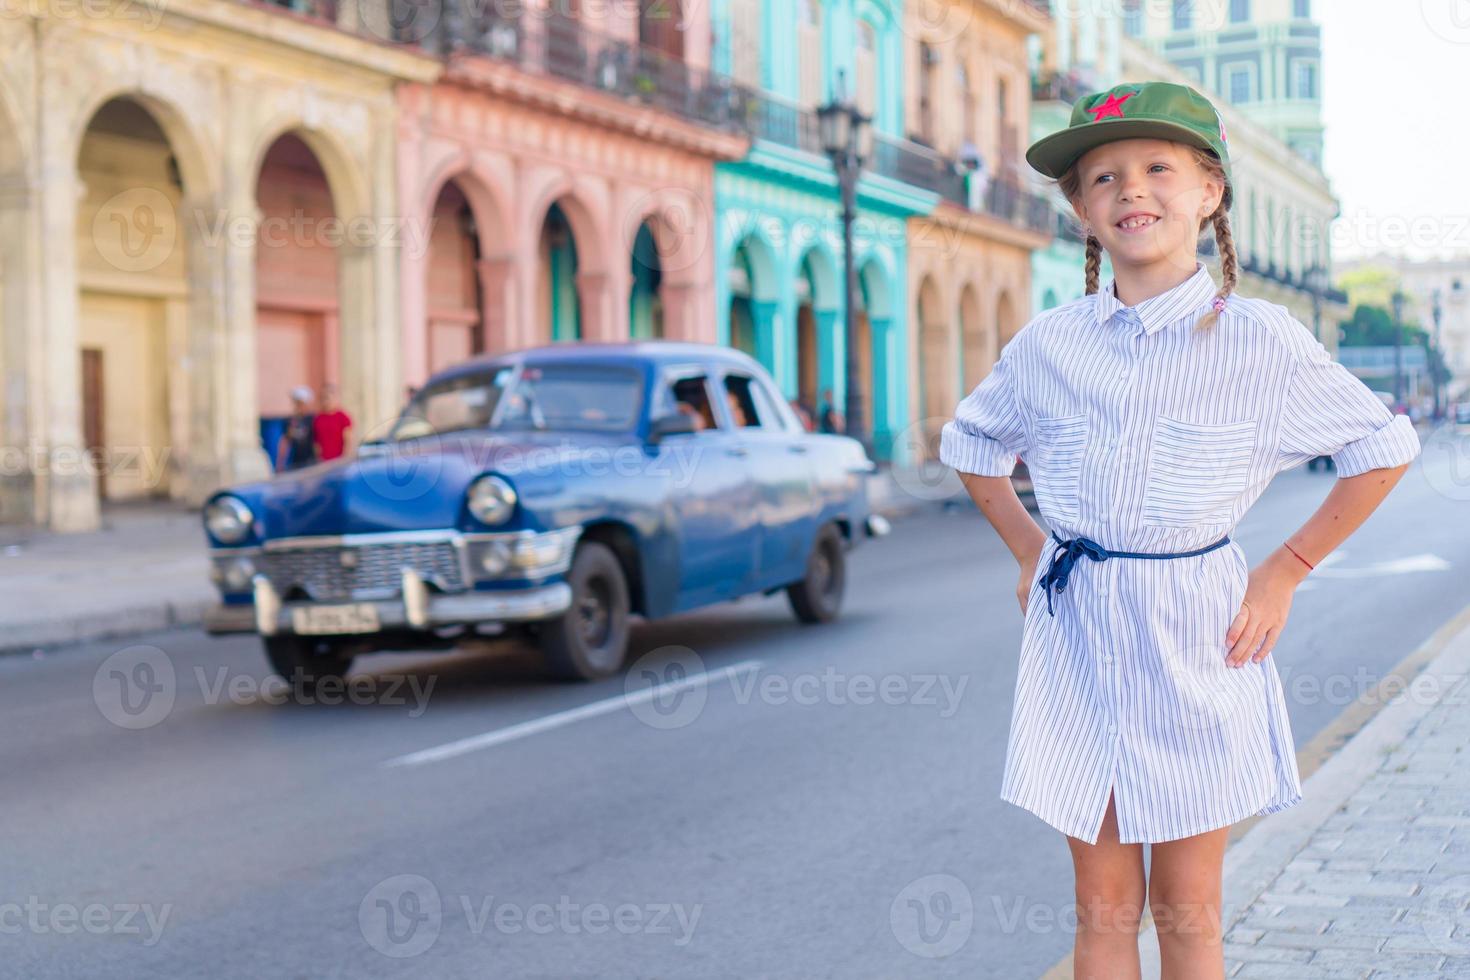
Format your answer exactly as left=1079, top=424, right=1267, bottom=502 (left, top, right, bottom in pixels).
left=2, top=429, right=1464, bottom=979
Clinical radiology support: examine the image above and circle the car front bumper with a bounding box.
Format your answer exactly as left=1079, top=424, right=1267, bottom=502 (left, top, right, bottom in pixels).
left=204, top=573, right=573, bottom=637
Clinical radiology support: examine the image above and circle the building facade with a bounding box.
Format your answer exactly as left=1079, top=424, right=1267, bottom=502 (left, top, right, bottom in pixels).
left=0, top=1, right=437, bottom=531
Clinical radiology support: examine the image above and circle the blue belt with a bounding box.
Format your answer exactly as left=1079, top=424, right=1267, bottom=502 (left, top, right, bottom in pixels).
left=1038, top=530, right=1231, bottom=616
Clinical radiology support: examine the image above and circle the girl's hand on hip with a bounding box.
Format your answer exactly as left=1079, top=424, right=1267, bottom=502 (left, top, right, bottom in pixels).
left=1225, top=552, right=1303, bottom=667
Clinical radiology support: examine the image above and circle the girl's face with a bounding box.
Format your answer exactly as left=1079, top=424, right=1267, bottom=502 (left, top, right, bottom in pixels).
left=1071, top=138, right=1224, bottom=278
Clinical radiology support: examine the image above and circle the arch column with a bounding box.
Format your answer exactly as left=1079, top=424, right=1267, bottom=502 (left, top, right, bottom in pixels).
left=575, top=269, right=619, bottom=342
left=0, top=178, right=41, bottom=525
left=217, top=187, right=272, bottom=485
left=35, top=146, right=95, bottom=530
left=476, top=255, right=518, bottom=354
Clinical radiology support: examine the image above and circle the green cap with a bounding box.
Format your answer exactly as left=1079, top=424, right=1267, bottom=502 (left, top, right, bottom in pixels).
left=1025, top=81, right=1233, bottom=211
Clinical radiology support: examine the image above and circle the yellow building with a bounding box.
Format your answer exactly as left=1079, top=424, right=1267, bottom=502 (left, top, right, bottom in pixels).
left=902, top=0, right=1054, bottom=460
left=0, top=1, right=437, bottom=531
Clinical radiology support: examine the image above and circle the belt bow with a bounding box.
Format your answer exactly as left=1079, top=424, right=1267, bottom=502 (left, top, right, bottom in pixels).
left=1038, top=534, right=1110, bottom=616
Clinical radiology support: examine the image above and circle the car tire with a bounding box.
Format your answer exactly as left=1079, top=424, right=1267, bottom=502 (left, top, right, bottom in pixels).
left=539, top=542, right=632, bottom=682
left=262, top=635, right=355, bottom=700
left=787, top=524, right=846, bottom=624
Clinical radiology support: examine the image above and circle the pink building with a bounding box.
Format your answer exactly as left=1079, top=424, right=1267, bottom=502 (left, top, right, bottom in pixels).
left=396, top=3, right=750, bottom=388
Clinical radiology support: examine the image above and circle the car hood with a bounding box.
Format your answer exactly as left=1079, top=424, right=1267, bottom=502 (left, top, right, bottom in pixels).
left=252, top=430, right=628, bottom=538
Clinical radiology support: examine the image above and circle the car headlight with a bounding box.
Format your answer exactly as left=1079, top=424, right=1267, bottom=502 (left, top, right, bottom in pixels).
left=466, top=475, right=517, bottom=526
left=204, top=496, right=254, bottom=544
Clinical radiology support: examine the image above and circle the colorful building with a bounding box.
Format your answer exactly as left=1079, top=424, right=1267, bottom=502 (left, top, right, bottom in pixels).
left=0, top=1, right=437, bottom=531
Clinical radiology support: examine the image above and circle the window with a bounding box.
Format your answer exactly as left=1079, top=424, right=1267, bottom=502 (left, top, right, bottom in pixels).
left=1123, top=0, right=1143, bottom=36
left=728, top=0, right=761, bottom=88
left=1226, top=66, right=1252, bottom=103
left=396, top=363, right=644, bottom=438
left=723, top=373, right=785, bottom=429
left=957, top=63, right=976, bottom=142
left=797, top=0, right=823, bottom=105
left=1293, top=0, right=1310, bottom=17
left=1172, top=0, right=1192, bottom=31
left=1229, top=0, right=1249, bottom=22
left=668, top=375, right=720, bottom=432
left=855, top=20, right=878, bottom=118
left=1292, top=60, right=1318, bottom=99
left=918, top=43, right=936, bottom=141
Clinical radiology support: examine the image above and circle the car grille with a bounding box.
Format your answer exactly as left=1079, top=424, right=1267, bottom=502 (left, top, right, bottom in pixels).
left=259, top=540, right=466, bottom=601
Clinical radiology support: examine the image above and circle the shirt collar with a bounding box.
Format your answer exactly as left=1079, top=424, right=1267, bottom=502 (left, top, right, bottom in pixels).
left=1094, top=263, right=1219, bottom=336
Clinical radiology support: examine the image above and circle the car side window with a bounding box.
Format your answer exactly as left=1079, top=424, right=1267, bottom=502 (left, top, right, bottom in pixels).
left=722, top=375, right=763, bottom=428
left=667, top=375, right=720, bottom=433
left=724, top=373, right=790, bottom=431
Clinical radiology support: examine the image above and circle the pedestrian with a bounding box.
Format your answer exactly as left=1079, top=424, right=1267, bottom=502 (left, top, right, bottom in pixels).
left=817, top=388, right=843, bottom=434
left=790, top=398, right=815, bottom=432
left=275, top=385, right=318, bottom=472
left=940, top=81, right=1421, bottom=976
left=313, top=382, right=353, bottom=461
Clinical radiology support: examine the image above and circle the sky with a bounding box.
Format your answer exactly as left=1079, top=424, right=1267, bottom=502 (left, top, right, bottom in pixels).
left=1320, top=1, right=1470, bottom=262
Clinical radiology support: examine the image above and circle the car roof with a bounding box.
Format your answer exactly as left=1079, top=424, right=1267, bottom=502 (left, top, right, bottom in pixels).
left=425, top=340, right=767, bottom=385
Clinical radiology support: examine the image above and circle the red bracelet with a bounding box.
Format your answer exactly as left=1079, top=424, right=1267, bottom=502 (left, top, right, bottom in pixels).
left=1284, top=542, right=1314, bottom=570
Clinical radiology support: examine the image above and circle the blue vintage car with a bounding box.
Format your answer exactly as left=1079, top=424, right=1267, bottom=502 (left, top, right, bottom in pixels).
left=203, top=341, right=885, bottom=685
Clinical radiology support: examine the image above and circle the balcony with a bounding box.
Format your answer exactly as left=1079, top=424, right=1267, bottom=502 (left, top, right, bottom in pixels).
left=437, top=8, right=758, bottom=134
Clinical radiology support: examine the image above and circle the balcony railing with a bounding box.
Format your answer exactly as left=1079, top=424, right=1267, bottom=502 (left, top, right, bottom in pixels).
left=418, top=8, right=758, bottom=134
left=873, top=136, right=968, bottom=202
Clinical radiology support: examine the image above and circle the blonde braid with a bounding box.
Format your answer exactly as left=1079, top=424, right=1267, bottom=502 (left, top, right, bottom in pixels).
left=1193, top=209, right=1239, bottom=332
left=1084, top=234, right=1103, bottom=295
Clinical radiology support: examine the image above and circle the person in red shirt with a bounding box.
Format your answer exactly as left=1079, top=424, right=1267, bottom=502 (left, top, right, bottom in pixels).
left=313, top=383, right=353, bottom=461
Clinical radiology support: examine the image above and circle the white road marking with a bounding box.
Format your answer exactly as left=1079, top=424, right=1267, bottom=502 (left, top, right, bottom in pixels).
left=1310, top=554, right=1451, bottom=578
left=382, top=658, right=763, bottom=768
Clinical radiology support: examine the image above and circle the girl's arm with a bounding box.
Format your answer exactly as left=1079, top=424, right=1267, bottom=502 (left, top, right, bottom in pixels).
left=1227, top=462, right=1410, bottom=666
left=957, top=472, right=1049, bottom=615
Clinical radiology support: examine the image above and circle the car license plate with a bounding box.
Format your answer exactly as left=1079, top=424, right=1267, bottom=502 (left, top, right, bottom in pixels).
left=292, top=604, right=379, bottom=635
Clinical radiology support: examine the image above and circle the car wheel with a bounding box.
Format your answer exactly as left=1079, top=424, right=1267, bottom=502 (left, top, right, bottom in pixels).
left=539, top=542, right=631, bottom=682
left=787, top=523, right=846, bottom=624
left=262, top=635, right=355, bottom=700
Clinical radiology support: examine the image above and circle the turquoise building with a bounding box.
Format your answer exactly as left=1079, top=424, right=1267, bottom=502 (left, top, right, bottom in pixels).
left=709, top=0, right=940, bottom=462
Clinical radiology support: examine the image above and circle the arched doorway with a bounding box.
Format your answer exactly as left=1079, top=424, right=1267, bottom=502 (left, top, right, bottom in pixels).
left=997, top=289, right=1020, bottom=349
left=75, top=97, right=192, bottom=501
left=537, top=202, right=581, bottom=342
left=856, top=256, right=894, bottom=456
left=727, top=232, right=778, bottom=368
left=629, top=221, right=663, bottom=339
left=255, top=133, right=341, bottom=466
left=794, top=246, right=838, bottom=422
left=959, top=283, right=984, bottom=389
left=916, top=275, right=949, bottom=461
left=425, top=179, right=484, bottom=373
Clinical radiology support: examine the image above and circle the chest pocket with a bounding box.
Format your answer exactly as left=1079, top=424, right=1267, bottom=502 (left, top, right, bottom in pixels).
left=1143, top=416, right=1258, bottom=527
left=1029, top=414, right=1088, bottom=524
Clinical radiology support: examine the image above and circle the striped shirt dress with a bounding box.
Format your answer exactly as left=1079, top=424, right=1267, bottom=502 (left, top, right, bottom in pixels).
left=939, top=262, right=1423, bottom=845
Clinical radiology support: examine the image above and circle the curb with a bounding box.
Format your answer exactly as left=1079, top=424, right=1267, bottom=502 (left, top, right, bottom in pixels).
left=0, top=594, right=214, bottom=658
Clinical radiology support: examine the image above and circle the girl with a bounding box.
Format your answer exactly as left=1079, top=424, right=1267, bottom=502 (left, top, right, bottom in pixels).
left=940, top=81, right=1421, bottom=979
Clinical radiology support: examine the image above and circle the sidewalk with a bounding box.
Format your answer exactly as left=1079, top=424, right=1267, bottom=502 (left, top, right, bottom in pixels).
left=0, top=502, right=213, bottom=655
left=1135, top=605, right=1470, bottom=978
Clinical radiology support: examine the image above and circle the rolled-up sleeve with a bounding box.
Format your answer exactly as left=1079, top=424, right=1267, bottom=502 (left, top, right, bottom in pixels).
left=939, top=350, right=1029, bottom=477
left=1277, top=329, right=1421, bottom=477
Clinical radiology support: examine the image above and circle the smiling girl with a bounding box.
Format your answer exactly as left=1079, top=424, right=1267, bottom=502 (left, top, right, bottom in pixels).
left=939, top=82, right=1420, bottom=978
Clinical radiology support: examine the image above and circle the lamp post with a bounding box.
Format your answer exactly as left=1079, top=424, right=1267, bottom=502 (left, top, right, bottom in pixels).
left=817, top=69, right=874, bottom=457
left=1391, top=289, right=1406, bottom=412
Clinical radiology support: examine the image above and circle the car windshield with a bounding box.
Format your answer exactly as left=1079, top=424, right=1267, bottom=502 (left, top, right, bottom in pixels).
left=392, top=363, right=643, bottom=439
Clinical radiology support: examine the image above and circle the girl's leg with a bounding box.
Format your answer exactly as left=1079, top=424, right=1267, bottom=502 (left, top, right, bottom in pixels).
left=1066, top=789, right=1147, bottom=980
left=1148, top=824, right=1230, bottom=979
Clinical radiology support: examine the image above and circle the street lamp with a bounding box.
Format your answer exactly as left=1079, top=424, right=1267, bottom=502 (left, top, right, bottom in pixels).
left=817, top=69, right=874, bottom=456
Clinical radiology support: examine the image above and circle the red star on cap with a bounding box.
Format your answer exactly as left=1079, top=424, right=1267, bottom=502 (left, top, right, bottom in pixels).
left=1088, top=91, right=1134, bottom=121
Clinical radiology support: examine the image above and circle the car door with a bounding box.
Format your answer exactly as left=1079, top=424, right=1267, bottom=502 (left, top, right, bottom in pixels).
left=655, top=367, right=760, bottom=610
left=718, top=369, right=819, bottom=591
